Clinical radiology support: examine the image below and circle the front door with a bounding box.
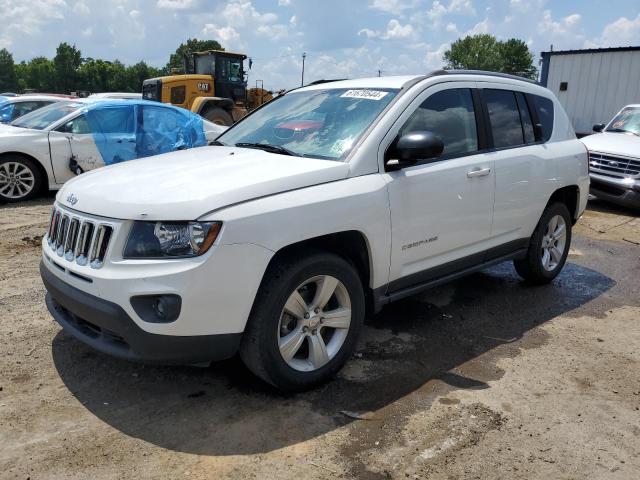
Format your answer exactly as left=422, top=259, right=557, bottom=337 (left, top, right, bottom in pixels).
left=383, top=83, right=496, bottom=290
left=48, top=105, right=138, bottom=183
left=48, top=113, right=104, bottom=184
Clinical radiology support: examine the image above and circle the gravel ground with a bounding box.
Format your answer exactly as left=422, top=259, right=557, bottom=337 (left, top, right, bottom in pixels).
left=0, top=194, right=639, bottom=480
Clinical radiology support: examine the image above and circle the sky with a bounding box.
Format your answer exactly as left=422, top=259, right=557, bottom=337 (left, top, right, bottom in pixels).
left=1, top=0, right=639, bottom=90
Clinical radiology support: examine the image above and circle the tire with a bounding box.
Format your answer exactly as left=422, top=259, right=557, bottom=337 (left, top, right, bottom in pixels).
left=514, top=202, right=572, bottom=284
left=0, top=155, right=43, bottom=203
left=240, top=251, right=365, bottom=391
left=202, top=107, right=233, bottom=126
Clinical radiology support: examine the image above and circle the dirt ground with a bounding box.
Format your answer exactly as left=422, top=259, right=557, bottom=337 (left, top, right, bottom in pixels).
left=1, top=194, right=639, bottom=480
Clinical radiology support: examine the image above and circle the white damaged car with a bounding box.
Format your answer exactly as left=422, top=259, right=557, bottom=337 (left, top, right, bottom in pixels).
left=0, top=99, right=225, bottom=202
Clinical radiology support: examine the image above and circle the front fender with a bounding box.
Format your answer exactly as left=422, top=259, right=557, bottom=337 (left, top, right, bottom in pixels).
left=202, top=174, right=392, bottom=290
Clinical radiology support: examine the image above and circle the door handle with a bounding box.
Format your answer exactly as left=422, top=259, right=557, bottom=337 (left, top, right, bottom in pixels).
left=467, top=167, right=491, bottom=178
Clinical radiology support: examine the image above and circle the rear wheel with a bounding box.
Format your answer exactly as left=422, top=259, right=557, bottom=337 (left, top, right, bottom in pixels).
left=202, top=107, right=233, bottom=126
left=514, top=202, right=572, bottom=284
left=240, top=252, right=365, bottom=391
left=0, top=156, right=43, bottom=203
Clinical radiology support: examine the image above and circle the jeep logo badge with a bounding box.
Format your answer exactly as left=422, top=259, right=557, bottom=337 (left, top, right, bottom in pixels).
left=66, top=194, right=78, bottom=206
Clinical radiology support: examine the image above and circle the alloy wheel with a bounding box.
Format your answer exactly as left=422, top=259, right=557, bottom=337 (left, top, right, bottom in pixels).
left=540, top=214, right=567, bottom=271
left=0, top=162, right=36, bottom=200
left=278, top=275, right=352, bottom=372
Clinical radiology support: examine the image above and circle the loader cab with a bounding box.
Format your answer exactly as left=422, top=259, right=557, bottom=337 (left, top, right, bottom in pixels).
left=190, top=50, right=248, bottom=104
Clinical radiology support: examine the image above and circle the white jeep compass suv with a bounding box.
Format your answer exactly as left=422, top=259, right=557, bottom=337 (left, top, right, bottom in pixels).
left=41, top=71, right=589, bottom=390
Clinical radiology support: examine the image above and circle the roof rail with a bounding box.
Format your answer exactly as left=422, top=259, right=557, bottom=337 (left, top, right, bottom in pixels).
left=430, top=69, right=540, bottom=85
left=306, top=79, right=347, bottom=86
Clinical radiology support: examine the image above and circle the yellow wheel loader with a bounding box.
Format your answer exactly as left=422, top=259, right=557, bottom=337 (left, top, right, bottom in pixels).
left=142, top=50, right=269, bottom=126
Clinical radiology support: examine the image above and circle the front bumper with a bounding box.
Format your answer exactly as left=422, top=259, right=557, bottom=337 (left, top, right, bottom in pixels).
left=589, top=173, right=640, bottom=209
left=41, top=261, right=242, bottom=364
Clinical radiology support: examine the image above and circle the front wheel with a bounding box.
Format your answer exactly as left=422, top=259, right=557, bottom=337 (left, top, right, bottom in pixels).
left=240, top=252, right=365, bottom=391
left=514, top=202, right=572, bottom=284
left=202, top=107, right=233, bottom=126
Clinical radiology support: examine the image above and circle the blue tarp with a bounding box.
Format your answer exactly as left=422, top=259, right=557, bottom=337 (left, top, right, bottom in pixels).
left=80, top=99, right=207, bottom=166
left=0, top=98, right=14, bottom=123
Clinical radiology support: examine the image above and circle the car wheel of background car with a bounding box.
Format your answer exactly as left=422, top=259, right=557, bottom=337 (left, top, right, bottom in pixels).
left=0, top=155, right=43, bottom=203
left=240, top=251, right=365, bottom=391
left=203, top=107, right=233, bottom=127
left=514, top=202, right=572, bottom=284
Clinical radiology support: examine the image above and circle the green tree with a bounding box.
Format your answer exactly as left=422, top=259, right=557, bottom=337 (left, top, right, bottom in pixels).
left=0, top=49, right=18, bottom=92
left=126, top=61, right=163, bottom=92
left=16, top=57, right=56, bottom=92
left=498, top=38, right=537, bottom=79
left=167, top=38, right=223, bottom=73
left=53, top=42, right=82, bottom=93
left=443, top=34, right=538, bottom=80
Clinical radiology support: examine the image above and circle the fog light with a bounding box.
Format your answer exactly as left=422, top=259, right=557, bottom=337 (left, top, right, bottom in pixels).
left=131, top=294, right=182, bottom=323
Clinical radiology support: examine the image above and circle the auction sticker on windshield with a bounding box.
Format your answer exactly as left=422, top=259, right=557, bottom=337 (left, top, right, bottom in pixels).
left=341, top=90, right=389, bottom=100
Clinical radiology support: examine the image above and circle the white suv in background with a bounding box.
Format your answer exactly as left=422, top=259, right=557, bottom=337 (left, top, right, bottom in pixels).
left=40, top=71, right=589, bottom=391
left=582, top=105, right=640, bottom=209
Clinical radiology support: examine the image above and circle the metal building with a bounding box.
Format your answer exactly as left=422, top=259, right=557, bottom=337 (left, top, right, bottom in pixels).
left=540, top=46, right=640, bottom=136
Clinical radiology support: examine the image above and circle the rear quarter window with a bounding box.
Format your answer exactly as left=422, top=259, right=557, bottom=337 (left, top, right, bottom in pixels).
left=530, top=95, right=554, bottom=142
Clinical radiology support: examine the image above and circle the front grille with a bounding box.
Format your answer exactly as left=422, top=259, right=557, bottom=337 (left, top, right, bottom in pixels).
left=46, top=207, right=114, bottom=269
left=589, top=152, right=640, bottom=178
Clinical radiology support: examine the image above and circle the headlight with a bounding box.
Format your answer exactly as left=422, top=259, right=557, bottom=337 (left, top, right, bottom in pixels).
left=123, top=221, right=222, bottom=258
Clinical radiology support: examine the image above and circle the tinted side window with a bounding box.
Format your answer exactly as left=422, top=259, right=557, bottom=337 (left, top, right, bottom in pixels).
left=87, top=106, right=135, bottom=134
left=515, top=92, right=536, bottom=144
left=58, top=115, right=92, bottom=134
left=13, top=101, right=46, bottom=119
left=531, top=95, right=554, bottom=142
left=484, top=89, right=523, bottom=148
left=401, top=88, right=478, bottom=156
left=170, top=86, right=186, bottom=104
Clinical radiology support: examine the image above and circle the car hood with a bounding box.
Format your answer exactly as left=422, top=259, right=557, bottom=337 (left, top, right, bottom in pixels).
left=56, top=146, right=350, bottom=220
left=580, top=132, right=640, bottom=159
left=0, top=123, right=42, bottom=137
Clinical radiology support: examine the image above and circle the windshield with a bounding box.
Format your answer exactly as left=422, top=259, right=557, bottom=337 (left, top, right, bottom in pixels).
left=606, top=107, right=640, bottom=136
left=217, top=87, right=399, bottom=160
left=11, top=101, right=83, bottom=130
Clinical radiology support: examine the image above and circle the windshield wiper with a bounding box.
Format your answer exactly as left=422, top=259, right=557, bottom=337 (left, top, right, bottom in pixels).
left=209, top=140, right=226, bottom=146
left=235, top=142, right=300, bottom=156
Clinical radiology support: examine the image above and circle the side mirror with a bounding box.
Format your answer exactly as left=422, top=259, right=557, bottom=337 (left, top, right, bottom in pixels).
left=386, top=131, right=444, bottom=171
left=593, top=123, right=605, bottom=133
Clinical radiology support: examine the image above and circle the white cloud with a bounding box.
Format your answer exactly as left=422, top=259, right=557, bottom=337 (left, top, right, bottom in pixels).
left=426, top=1, right=448, bottom=22
left=156, top=0, right=198, bottom=10
left=597, top=14, right=640, bottom=47
left=463, top=18, right=489, bottom=36
left=358, top=19, right=413, bottom=40
left=369, top=0, right=416, bottom=15
left=445, top=22, right=458, bottom=34
left=256, top=23, right=289, bottom=39
left=72, top=0, right=89, bottom=15
left=448, top=0, right=475, bottom=16
left=278, top=0, right=291, bottom=5
left=383, top=19, right=414, bottom=39
left=221, top=1, right=278, bottom=27
left=425, top=42, right=449, bottom=69
left=564, top=14, right=581, bottom=28
left=202, top=24, right=241, bottom=45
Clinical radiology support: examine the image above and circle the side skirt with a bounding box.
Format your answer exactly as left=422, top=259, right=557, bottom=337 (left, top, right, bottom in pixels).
left=372, top=239, right=529, bottom=312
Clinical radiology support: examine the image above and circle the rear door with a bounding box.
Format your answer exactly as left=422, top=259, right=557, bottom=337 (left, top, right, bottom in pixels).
left=478, top=84, right=556, bottom=243
left=383, top=83, right=496, bottom=290
left=86, top=105, right=137, bottom=165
